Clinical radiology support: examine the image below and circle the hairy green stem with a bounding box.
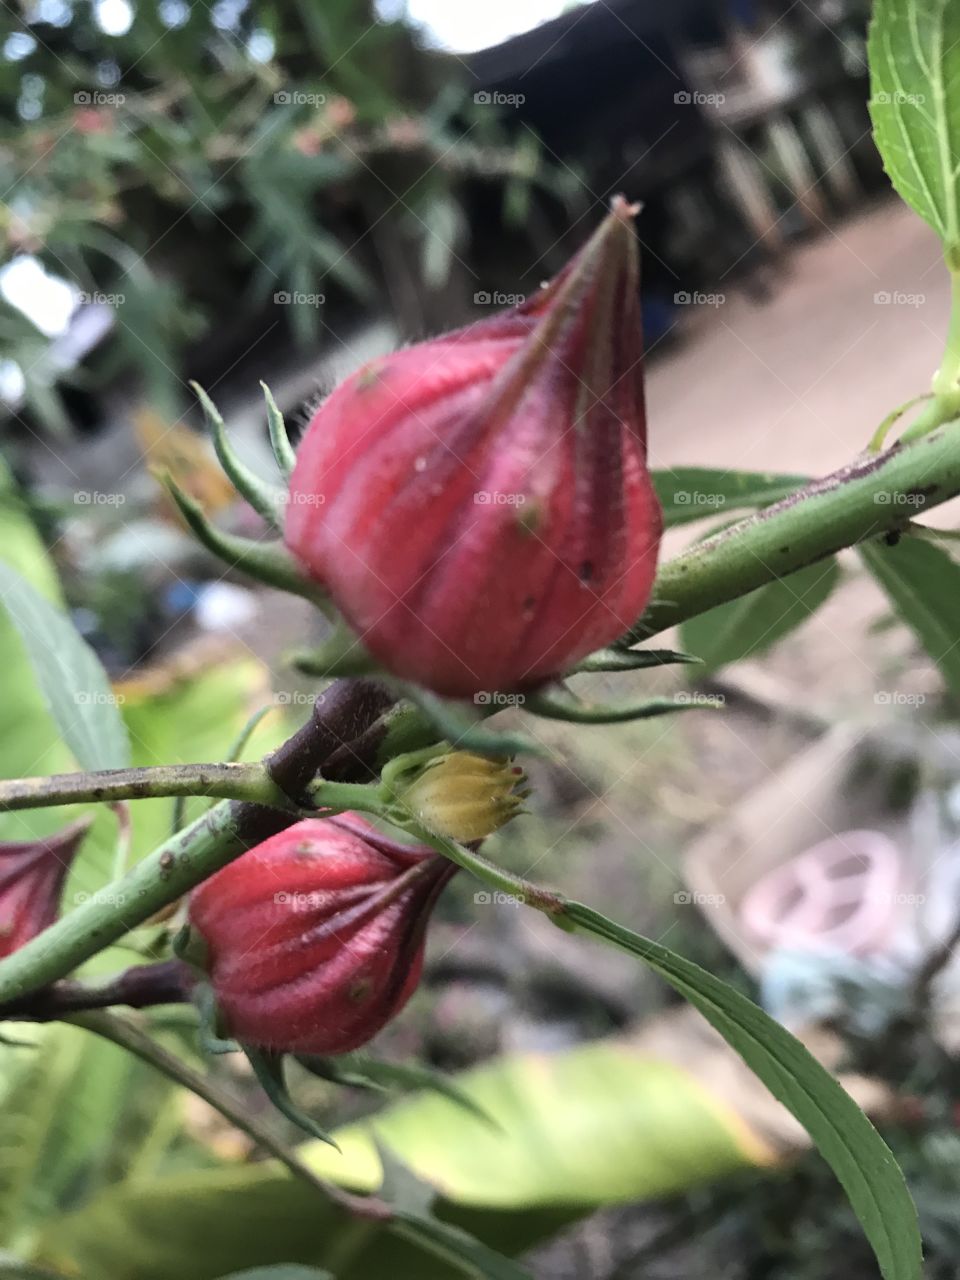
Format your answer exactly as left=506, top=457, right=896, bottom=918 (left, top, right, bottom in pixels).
left=629, top=419, right=960, bottom=640
left=0, top=762, right=292, bottom=813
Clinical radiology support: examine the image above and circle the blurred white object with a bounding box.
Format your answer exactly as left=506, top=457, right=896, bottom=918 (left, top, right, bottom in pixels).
left=194, top=583, right=258, bottom=632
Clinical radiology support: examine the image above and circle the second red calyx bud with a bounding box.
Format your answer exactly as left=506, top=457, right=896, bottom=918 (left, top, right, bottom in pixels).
left=185, top=813, right=455, bottom=1055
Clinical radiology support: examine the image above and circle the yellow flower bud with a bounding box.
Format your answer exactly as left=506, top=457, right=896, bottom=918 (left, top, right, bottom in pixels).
left=397, top=751, right=528, bottom=842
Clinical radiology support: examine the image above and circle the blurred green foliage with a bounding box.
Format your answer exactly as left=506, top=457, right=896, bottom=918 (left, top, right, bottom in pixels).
left=0, top=0, right=558, bottom=426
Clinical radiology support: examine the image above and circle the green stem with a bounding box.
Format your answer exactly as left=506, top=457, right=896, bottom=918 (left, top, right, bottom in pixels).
left=629, top=419, right=960, bottom=641
left=899, top=269, right=960, bottom=442
left=0, top=802, right=245, bottom=1003
left=933, top=265, right=960, bottom=399
left=0, top=762, right=292, bottom=813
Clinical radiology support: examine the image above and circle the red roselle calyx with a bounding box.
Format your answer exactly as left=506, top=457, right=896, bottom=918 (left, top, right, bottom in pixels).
left=285, top=196, right=662, bottom=697
left=0, top=818, right=91, bottom=958
left=186, top=813, right=456, bottom=1055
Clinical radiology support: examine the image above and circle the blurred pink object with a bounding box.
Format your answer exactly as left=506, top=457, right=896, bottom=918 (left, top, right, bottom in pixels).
left=739, top=829, right=902, bottom=956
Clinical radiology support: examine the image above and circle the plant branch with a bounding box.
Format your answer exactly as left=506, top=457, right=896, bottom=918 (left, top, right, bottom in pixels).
left=0, top=762, right=292, bottom=814
left=67, top=1009, right=392, bottom=1221
left=628, top=419, right=960, bottom=641
left=0, top=679, right=397, bottom=1009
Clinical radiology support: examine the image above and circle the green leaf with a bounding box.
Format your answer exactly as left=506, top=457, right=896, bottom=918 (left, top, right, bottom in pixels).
left=861, top=535, right=960, bottom=696
left=563, top=902, right=922, bottom=1280
left=0, top=561, right=130, bottom=771
left=652, top=468, right=807, bottom=527
left=39, top=1030, right=768, bottom=1278
left=680, top=558, right=840, bottom=672
left=868, top=0, right=960, bottom=249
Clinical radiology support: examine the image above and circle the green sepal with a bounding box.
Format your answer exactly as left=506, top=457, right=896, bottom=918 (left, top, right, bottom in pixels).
left=193, top=981, right=240, bottom=1056
left=574, top=646, right=701, bottom=673
left=261, top=381, right=297, bottom=479
left=190, top=381, right=286, bottom=531
left=160, top=471, right=326, bottom=604
left=525, top=687, right=704, bottom=724
left=288, top=620, right=379, bottom=678
left=244, top=1047, right=340, bottom=1150
left=296, top=1051, right=495, bottom=1126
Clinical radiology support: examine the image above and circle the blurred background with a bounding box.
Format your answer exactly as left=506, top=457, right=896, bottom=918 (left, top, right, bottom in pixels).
left=5, top=2, right=960, bottom=1278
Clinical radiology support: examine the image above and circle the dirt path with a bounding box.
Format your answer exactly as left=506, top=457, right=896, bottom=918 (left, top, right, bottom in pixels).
left=647, top=199, right=948, bottom=478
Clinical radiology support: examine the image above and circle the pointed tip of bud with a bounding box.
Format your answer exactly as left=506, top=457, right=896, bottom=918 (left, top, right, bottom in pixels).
left=609, top=192, right=642, bottom=222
